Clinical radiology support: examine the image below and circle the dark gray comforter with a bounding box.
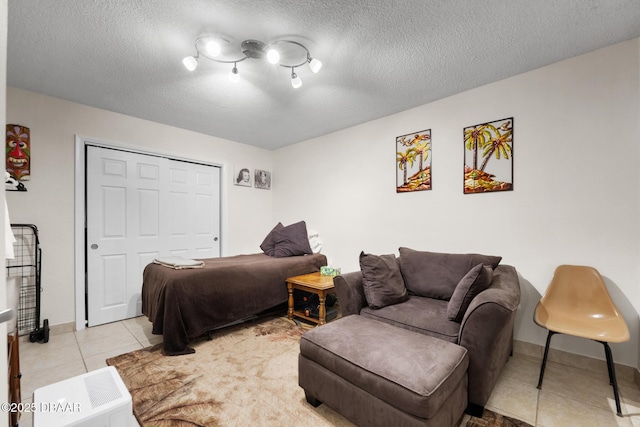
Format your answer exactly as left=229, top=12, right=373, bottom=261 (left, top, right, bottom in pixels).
left=142, top=253, right=327, bottom=355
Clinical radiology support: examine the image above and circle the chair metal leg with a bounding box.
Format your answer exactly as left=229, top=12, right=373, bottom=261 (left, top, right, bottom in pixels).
left=537, top=333, right=623, bottom=416
left=537, top=330, right=556, bottom=389
left=601, top=341, right=623, bottom=417
left=603, top=343, right=615, bottom=385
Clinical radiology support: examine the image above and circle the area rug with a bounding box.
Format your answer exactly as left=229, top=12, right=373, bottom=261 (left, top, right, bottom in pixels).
left=107, top=315, right=353, bottom=426
left=108, top=315, right=531, bottom=427
left=466, top=409, right=534, bottom=427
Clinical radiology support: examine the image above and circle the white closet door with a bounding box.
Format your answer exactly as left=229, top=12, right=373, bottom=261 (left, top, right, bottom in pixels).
left=167, top=160, right=221, bottom=258
left=86, top=146, right=220, bottom=326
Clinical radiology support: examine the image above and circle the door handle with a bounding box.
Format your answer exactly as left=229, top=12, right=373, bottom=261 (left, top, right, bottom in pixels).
left=214, top=237, right=218, bottom=242
left=91, top=244, right=99, bottom=250
left=0, top=309, right=15, bottom=324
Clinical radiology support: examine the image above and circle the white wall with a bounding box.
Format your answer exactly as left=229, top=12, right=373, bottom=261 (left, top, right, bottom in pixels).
left=6, top=88, right=274, bottom=328
left=637, top=36, right=640, bottom=375
left=273, top=38, right=640, bottom=367
left=0, top=1, right=9, bottom=424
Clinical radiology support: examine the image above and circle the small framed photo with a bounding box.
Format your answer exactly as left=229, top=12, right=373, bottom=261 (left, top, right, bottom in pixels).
left=234, top=166, right=252, bottom=187
left=254, top=169, right=271, bottom=190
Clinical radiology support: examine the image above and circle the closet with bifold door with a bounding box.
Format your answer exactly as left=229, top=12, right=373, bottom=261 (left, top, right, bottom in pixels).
left=85, top=145, right=221, bottom=326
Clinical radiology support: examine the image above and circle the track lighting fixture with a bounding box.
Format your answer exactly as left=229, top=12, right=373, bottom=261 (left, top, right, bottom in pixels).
left=182, top=55, right=198, bottom=72
left=206, top=40, right=221, bottom=57
left=291, top=68, right=302, bottom=89
left=229, top=63, right=239, bottom=83
left=266, top=48, right=280, bottom=65
left=182, top=37, right=321, bottom=88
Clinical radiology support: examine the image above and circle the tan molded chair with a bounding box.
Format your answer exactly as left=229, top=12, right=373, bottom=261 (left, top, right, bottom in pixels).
left=534, top=265, right=630, bottom=417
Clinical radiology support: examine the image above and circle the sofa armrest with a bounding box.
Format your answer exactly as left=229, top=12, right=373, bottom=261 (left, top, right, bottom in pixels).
left=333, top=271, right=367, bottom=316
left=458, top=265, right=520, bottom=410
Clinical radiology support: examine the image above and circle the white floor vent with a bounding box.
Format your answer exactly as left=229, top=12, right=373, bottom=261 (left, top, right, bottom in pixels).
left=34, top=366, right=132, bottom=427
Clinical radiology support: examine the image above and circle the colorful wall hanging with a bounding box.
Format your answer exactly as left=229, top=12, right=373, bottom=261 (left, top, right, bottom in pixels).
left=463, top=117, right=513, bottom=193
left=6, top=124, right=30, bottom=181
left=396, top=129, right=431, bottom=193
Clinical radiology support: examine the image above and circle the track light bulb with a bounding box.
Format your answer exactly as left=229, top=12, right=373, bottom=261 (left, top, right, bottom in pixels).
left=267, top=48, right=280, bottom=64
left=206, top=41, right=221, bottom=57
left=229, top=65, right=239, bottom=83
left=182, top=55, right=198, bottom=71
left=291, top=69, right=302, bottom=89
left=309, top=57, right=322, bottom=73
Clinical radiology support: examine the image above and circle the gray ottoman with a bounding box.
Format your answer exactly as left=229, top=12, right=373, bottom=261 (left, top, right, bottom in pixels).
left=299, top=315, right=468, bottom=427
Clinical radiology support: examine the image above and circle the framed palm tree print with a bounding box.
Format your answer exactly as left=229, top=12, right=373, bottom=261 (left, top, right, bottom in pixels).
left=463, top=117, right=513, bottom=194
left=396, top=129, right=431, bottom=193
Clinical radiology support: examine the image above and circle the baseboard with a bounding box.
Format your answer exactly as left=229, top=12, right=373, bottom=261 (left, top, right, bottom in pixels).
left=19, top=321, right=75, bottom=342
left=513, top=339, right=635, bottom=381
left=49, top=321, right=75, bottom=335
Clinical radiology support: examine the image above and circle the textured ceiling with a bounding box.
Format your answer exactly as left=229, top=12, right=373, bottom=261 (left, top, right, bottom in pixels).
left=7, top=1, right=640, bottom=150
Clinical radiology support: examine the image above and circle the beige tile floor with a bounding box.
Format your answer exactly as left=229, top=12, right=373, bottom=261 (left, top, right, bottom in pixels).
left=15, top=318, right=640, bottom=427
left=476, top=345, right=640, bottom=427
left=17, top=317, right=157, bottom=427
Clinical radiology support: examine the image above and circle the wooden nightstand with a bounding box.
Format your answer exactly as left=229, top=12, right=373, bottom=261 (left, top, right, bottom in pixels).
left=286, top=272, right=336, bottom=325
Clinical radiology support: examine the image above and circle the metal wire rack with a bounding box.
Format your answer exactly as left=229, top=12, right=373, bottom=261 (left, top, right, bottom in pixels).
left=6, top=224, right=44, bottom=338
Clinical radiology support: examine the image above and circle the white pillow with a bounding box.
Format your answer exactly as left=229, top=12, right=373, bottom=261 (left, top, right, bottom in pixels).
left=308, top=230, right=323, bottom=253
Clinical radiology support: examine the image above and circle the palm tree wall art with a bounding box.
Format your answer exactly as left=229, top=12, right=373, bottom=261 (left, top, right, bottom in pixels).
left=396, top=129, right=431, bottom=192
left=463, top=117, right=513, bottom=194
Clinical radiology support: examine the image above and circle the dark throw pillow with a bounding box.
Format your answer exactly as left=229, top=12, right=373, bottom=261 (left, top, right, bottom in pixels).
left=272, top=221, right=314, bottom=258
left=447, top=264, right=494, bottom=323
left=398, top=247, right=501, bottom=300
left=260, top=222, right=284, bottom=256
left=359, top=252, right=409, bottom=309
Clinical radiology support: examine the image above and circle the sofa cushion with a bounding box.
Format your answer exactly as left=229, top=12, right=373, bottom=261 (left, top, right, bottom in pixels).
left=259, top=222, right=284, bottom=256
left=447, top=264, right=493, bottom=323
left=398, top=247, right=502, bottom=300
left=361, top=296, right=460, bottom=343
left=271, top=221, right=314, bottom=258
left=359, top=252, right=409, bottom=309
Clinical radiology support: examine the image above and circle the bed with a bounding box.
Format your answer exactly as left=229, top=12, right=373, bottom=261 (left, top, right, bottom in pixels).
left=142, top=252, right=327, bottom=355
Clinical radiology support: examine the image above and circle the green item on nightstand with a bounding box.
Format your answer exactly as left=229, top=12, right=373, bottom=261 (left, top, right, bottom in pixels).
left=320, top=266, right=341, bottom=276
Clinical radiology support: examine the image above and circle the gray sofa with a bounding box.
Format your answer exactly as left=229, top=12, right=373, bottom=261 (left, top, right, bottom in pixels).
left=333, top=248, right=521, bottom=416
